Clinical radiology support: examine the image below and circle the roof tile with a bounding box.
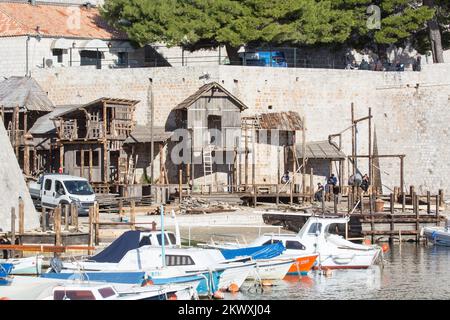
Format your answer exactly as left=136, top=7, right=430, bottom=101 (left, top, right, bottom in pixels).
left=0, top=3, right=127, bottom=39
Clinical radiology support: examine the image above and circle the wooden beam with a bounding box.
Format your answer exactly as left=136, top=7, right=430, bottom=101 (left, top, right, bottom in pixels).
left=11, top=207, right=16, bottom=257
left=18, top=197, right=24, bottom=235
left=0, top=244, right=95, bottom=252
left=59, top=143, right=64, bottom=172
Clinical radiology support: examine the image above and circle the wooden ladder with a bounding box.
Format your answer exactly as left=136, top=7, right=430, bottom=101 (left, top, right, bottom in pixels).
left=127, top=154, right=138, bottom=184
left=203, top=145, right=214, bottom=188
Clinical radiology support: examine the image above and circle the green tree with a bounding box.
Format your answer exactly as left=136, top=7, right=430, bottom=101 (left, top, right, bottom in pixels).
left=101, top=0, right=358, bottom=63
left=101, top=0, right=436, bottom=63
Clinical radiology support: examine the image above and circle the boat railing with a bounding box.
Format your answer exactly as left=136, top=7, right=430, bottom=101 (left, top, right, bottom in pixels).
left=185, top=224, right=282, bottom=247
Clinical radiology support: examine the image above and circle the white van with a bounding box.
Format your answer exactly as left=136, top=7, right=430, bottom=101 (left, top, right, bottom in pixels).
left=29, top=174, right=96, bottom=216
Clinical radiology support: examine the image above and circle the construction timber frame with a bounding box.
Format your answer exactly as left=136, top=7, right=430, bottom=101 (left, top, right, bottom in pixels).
left=52, top=98, right=139, bottom=193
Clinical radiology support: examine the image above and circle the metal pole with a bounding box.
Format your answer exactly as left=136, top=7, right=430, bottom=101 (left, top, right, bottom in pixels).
left=368, top=107, right=372, bottom=192
left=161, top=205, right=166, bottom=267
left=351, top=103, right=356, bottom=203
left=149, top=79, right=155, bottom=185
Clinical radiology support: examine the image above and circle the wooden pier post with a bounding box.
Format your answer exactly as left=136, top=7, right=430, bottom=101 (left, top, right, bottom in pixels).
left=64, top=204, right=70, bottom=231
left=321, top=190, right=325, bottom=214
left=41, top=207, right=47, bottom=232
left=400, top=156, right=405, bottom=212
left=119, top=200, right=123, bottom=219
left=427, top=191, right=431, bottom=214
left=334, top=195, right=338, bottom=215
left=438, top=189, right=444, bottom=207
left=436, top=195, right=440, bottom=226
left=179, top=169, right=183, bottom=203
left=130, top=200, right=136, bottom=231
left=10, top=207, right=16, bottom=257
left=54, top=206, right=62, bottom=257
left=95, top=203, right=100, bottom=245
left=310, top=168, right=314, bottom=203
left=415, top=193, right=419, bottom=242
left=290, top=181, right=294, bottom=206
left=276, top=184, right=279, bottom=206
left=18, top=197, right=24, bottom=236
left=369, top=193, right=373, bottom=215
left=253, top=185, right=257, bottom=208
left=347, top=192, right=352, bottom=214
left=71, top=204, right=78, bottom=232
left=88, top=207, right=94, bottom=255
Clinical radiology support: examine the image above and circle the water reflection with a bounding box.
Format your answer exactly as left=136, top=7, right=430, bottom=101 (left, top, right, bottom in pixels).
left=228, top=243, right=450, bottom=300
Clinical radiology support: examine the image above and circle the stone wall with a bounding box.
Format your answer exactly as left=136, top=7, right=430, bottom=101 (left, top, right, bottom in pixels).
left=32, top=63, right=450, bottom=196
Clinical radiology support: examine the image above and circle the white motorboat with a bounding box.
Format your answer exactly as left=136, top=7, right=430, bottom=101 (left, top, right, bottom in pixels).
left=250, top=216, right=382, bottom=270
left=0, top=276, right=197, bottom=300
left=53, top=234, right=256, bottom=293
left=0, top=256, right=43, bottom=275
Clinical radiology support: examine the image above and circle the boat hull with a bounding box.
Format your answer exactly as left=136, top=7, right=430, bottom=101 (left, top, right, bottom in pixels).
left=217, top=262, right=255, bottom=291
left=313, top=250, right=380, bottom=270
left=0, top=256, right=42, bottom=275
left=41, top=271, right=146, bottom=284
left=248, top=259, right=293, bottom=280
left=285, top=254, right=318, bottom=276
left=423, top=227, right=450, bottom=247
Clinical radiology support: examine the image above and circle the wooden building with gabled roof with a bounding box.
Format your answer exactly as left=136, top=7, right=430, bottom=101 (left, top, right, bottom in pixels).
left=51, top=97, right=139, bottom=192
left=171, top=82, right=247, bottom=191
left=0, top=76, right=54, bottom=176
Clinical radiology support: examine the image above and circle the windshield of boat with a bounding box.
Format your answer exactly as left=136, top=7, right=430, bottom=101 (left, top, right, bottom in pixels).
left=298, top=221, right=322, bottom=238
left=325, top=223, right=347, bottom=237
left=63, top=180, right=94, bottom=195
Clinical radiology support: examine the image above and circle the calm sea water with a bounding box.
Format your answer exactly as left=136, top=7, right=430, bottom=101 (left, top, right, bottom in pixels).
left=225, top=243, right=450, bottom=300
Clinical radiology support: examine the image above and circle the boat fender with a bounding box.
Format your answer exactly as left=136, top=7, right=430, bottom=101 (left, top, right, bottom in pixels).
left=381, top=244, right=389, bottom=253
left=228, top=283, right=239, bottom=293
left=213, top=291, right=224, bottom=299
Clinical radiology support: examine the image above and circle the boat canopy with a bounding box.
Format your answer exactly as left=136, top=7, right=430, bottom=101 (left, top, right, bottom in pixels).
left=220, top=242, right=285, bottom=260
left=91, top=231, right=142, bottom=263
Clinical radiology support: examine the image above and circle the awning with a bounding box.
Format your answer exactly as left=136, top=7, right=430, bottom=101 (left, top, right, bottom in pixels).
left=78, top=39, right=109, bottom=51
left=124, top=126, right=173, bottom=144
left=296, top=141, right=346, bottom=160
left=50, top=38, right=73, bottom=50
left=259, top=111, right=303, bottom=131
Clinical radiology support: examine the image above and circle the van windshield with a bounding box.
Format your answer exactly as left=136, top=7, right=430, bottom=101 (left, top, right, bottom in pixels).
left=63, top=180, right=94, bottom=195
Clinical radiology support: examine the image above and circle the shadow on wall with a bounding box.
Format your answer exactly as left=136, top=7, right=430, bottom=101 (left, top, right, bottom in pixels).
left=144, top=45, right=171, bottom=67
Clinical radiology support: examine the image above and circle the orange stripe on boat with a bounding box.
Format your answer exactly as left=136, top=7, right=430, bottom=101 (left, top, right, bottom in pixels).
left=287, top=254, right=318, bottom=274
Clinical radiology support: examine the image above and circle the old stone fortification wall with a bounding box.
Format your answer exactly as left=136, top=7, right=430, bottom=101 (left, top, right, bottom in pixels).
left=33, top=63, right=450, bottom=196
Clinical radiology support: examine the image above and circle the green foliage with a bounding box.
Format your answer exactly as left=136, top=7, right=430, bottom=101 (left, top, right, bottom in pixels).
left=100, top=0, right=442, bottom=51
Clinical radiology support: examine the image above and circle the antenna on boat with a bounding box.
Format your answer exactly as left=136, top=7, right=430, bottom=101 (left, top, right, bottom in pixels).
left=161, top=205, right=166, bottom=267
left=171, top=209, right=182, bottom=248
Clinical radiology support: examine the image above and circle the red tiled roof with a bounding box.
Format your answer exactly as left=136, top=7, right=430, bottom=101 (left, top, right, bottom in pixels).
left=0, top=2, right=127, bottom=39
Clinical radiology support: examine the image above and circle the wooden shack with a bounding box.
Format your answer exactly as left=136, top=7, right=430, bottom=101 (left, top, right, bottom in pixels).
left=52, top=98, right=139, bottom=192
left=0, top=77, right=54, bottom=177
left=171, top=82, right=247, bottom=191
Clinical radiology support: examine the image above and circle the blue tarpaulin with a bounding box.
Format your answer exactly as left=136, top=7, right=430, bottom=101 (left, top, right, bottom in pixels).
left=91, top=230, right=141, bottom=263
left=220, top=242, right=285, bottom=260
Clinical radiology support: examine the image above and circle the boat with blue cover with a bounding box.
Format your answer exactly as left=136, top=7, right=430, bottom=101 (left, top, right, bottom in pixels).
left=43, top=231, right=239, bottom=296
